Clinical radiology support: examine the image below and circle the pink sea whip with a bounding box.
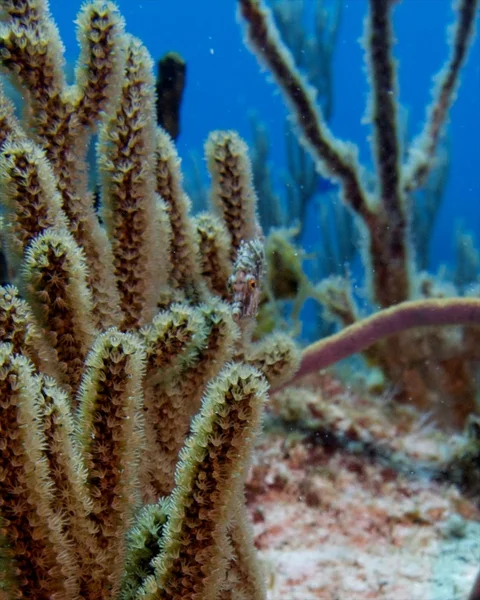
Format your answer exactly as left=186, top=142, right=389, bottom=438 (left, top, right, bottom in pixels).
left=281, top=297, right=480, bottom=388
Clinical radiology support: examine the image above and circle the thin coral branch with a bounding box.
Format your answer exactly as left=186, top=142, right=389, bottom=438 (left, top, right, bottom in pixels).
left=404, top=0, right=479, bottom=192
left=194, top=213, right=232, bottom=299
left=138, top=364, right=267, bottom=600
left=237, top=0, right=375, bottom=228
left=286, top=297, right=480, bottom=387
left=206, top=130, right=262, bottom=262
left=154, top=127, right=205, bottom=301
left=22, top=229, right=96, bottom=396
left=0, top=84, right=20, bottom=147
left=0, top=0, right=125, bottom=328
left=76, top=329, right=146, bottom=598
left=0, top=138, right=69, bottom=270
left=98, top=34, right=159, bottom=329
left=0, top=345, right=79, bottom=599
left=366, top=0, right=404, bottom=223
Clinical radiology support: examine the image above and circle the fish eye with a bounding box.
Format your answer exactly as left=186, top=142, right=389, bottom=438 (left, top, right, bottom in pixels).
left=248, top=279, right=256, bottom=289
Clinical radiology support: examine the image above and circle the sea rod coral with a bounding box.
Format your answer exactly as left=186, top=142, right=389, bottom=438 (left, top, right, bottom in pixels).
left=238, top=0, right=480, bottom=429
left=0, top=1, right=301, bottom=598
left=1, top=1, right=480, bottom=599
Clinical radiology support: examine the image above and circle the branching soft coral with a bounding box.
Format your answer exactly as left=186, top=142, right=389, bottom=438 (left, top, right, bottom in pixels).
left=238, top=0, right=480, bottom=428
left=0, top=2, right=299, bottom=598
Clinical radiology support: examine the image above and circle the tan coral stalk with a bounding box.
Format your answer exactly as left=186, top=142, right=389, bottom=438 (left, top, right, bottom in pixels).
left=98, top=35, right=160, bottom=329
left=0, top=285, right=51, bottom=371
left=141, top=304, right=203, bottom=383
left=0, top=345, right=79, bottom=600
left=220, top=500, right=266, bottom=600
left=205, top=130, right=261, bottom=262
left=154, top=127, right=205, bottom=301
left=0, top=138, right=69, bottom=271
left=0, top=0, right=125, bottom=327
left=194, top=212, right=233, bottom=299
left=0, top=83, right=20, bottom=147
left=121, top=500, right=169, bottom=600
left=21, top=229, right=96, bottom=396
left=154, top=196, right=174, bottom=306
left=34, top=375, right=99, bottom=595
left=139, top=363, right=268, bottom=600
left=143, top=300, right=239, bottom=499
left=172, top=300, right=240, bottom=418
left=76, top=329, right=145, bottom=598
left=246, top=331, right=301, bottom=388
left=141, top=304, right=203, bottom=501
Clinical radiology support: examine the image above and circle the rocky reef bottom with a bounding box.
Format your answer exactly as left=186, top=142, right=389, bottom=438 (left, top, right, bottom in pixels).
left=246, top=373, right=480, bottom=600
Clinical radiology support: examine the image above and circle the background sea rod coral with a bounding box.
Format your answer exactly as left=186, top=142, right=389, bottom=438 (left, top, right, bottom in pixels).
left=238, top=0, right=480, bottom=429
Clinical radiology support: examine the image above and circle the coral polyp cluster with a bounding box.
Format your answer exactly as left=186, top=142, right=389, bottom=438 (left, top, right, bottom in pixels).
left=0, top=1, right=299, bottom=598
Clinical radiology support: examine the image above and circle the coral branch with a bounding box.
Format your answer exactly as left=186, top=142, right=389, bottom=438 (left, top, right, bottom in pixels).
left=288, top=298, right=480, bottom=386
left=121, top=500, right=169, bottom=600
left=22, top=229, right=96, bottom=395
left=0, top=345, right=78, bottom=599
left=143, top=301, right=239, bottom=499
left=0, top=139, right=68, bottom=270
left=154, top=128, right=205, bottom=301
left=364, top=0, right=410, bottom=305
left=221, top=500, right=266, bottom=600
left=0, top=285, right=49, bottom=370
left=367, top=0, right=403, bottom=218
left=194, top=213, right=233, bottom=299
left=206, top=130, right=261, bottom=261
left=0, top=85, right=19, bottom=147
left=98, top=35, right=159, bottom=329
left=404, top=0, right=479, bottom=192
left=138, top=364, right=268, bottom=600
left=237, top=0, right=374, bottom=226
left=0, top=0, right=124, bottom=327
left=247, top=331, right=300, bottom=388
left=76, top=329, right=146, bottom=597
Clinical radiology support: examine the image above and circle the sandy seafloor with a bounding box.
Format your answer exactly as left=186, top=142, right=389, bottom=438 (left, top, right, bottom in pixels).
left=246, top=373, right=480, bottom=600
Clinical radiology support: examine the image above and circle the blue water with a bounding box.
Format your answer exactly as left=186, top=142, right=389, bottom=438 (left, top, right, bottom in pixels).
left=48, top=0, right=479, bottom=270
